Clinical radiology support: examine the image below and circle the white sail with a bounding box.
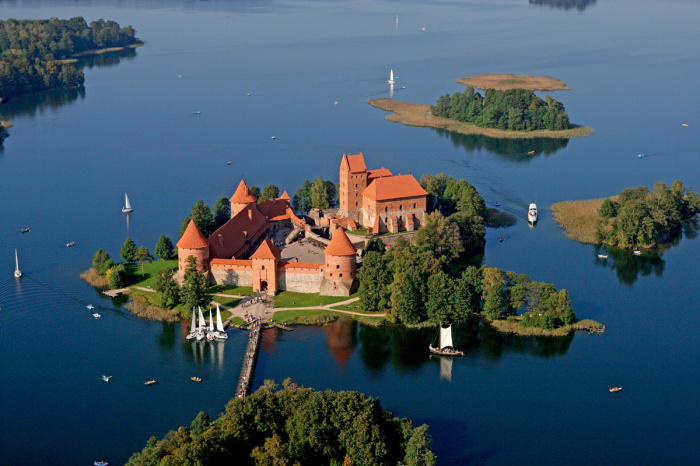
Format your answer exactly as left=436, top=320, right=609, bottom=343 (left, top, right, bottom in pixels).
left=389, top=69, right=395, bottom=84
left=439, top=325, right=454, bottom=350
left=190, top=309, right=196, bottom=332
left=124, top=193, right=132, bottom=210
left=209, top=309, right=214, bottom=331
left=14, top=249, right=22, bottom=278
left=216, top=303, right=225, bottom=332
left=198, top=307, right=206, bottom=329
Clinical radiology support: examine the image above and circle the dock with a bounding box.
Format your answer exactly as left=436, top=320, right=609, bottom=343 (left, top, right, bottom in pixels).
left=236, top=321, right=262, bottom=398
left=273, top=323, right=293, bottom=331
left=102, top=288, right=129, bottom=298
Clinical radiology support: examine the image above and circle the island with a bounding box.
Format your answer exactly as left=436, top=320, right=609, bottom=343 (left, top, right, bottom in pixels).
left=127, top=379, right=436, bottom=466
left=457, top=73, right=571, bottom=91
left=552, top=181, right=700, bottom=249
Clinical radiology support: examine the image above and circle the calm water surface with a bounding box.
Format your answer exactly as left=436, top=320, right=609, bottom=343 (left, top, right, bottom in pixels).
left=0, top=1, right=698, bottom=464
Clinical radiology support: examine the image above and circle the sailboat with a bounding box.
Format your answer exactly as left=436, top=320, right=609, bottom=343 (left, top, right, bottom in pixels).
left=186, top=309, right=197, bottom=340
left=122, top=193, right=133, bottom=213
left=214, top=303, right=228, bottom=340
left=207, top=309, right=215, bottom=341
left=388, top=69, right=395, bottom=85
left=429, top=325, right=464, bottom=356
left=196, top=307, right=206, bottom=341
left=14, top=249, right=22, bottom=278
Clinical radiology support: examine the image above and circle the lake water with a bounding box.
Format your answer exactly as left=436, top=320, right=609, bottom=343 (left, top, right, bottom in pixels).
left=0, top=1, right=698, bottom=464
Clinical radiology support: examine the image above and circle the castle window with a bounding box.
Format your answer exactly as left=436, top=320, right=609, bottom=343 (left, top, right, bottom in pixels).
left=385, top=207, right=388, bottom=212
left=400, top=205, right=402, bottom=210
left=355, top=202, right=358, bottom=206
left=261, top=265, right=265, bottom=270
left=413, top=203, right=416, bottom=208
left=339, top=273, right=343, bottom=278
left=336, top=265, right=340, bottom=269
left=355, top=184, right=358, bottom=188
left=330, top=273, right=333, bottom=277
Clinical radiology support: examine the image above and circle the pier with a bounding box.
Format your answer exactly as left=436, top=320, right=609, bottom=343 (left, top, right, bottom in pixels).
left=236, top=320, right=262, bottom=398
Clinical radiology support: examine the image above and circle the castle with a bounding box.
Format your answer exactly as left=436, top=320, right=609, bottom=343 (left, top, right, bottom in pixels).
left=176, top=153, right=427, bottom=296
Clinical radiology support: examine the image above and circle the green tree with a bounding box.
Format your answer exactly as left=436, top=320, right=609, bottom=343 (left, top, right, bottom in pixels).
left=482, top=285, right=506, bottom=320
left=108, top=263, right=127, bottom=288
left=361, top=238, right=385, bottom=257
left=92, top=249, right=113, bottom=275
left=454, top=266, right=481, bottom=319
left=212, top=196, right=231, bottom=230
left=599, top=198, right=617, bottom=219
left=250, top=434, right=290, bottom=466
left=425, top=271, right=455, bottom=323
left=310, top=176, right=330, bottom=210
left=154, top=268, right=179, bottom=309
left=293, top=179, right=312, bottom=213
left=414, top=211, right=464, bottom=263
left=250, top=185, right=261, bottom=200
left=180, top=256, right=208, bottom=309
left=325, top=180, right=338, bottom=208
left=120, top=237, right=137, bottom=263
left=258, top=184, right=280, bottom=203
left=190, top=199, right=214, bottom=237
left=390, top=266, right=425, bottom=324
left=154, top=234, right=173, bottom=260
left=136, top=246, right=154, bottom=277
left=189, top=411, right=212, bottom=436
left=357, top=251, right=393, bottom=312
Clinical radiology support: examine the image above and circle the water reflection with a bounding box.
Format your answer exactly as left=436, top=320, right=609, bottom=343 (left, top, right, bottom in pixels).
left=325, top=317, right=357, bottom=369
left=433, top=128, right=569, bottom=160
left=124, top=212, right=132, bottom=232
left=529, top=0, right=597, bottom=11
left=0, top=87, right=86, bottom=121
left=594, top=246, right=664, bottom=286
left=77, top=47, right=137, bottom=70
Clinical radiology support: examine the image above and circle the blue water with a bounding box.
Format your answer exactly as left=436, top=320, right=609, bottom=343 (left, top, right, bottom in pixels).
left=0, top=1, right=698, bottom=464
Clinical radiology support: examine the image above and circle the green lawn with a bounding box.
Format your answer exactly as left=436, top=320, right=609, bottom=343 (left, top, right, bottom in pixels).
left=210, top=295, right=241, bottom=308
left=271, top=308, right=337, bottom=324
left=346, top=228, right=370, bottom=237
left=128, top=287, right=190, bottom=316
left=272, top=291, right=357, bottom=308
left=228, top=316, right=247, bottom=327
left=207, top=284, right=255, bottom=296
left=126, top=259, right=178, bottom=288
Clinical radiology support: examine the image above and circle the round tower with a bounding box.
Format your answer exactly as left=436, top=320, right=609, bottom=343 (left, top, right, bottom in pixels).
left=323, top=227, right=357, bottom=281
left=177, top=220, right=210, bottom=273
left=230, top=179, right=257, bottom=218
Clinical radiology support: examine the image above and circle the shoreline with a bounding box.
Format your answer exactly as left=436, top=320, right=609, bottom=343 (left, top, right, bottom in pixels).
left=56, top=42, right=144, bottom=64
left=457, top=74, right=571, bottom=91
left=488, top=318, right=605, bottom=337
left=367, top=98, right=594, bottom=140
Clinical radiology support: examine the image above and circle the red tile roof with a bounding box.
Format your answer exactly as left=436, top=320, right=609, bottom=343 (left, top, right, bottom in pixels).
left=367, top=168, right=393, bottom=180
left=207, top=204, right=269, bottom=259
left=258, top=198, right=290, bottom=222
left=324, top=228, right=357, bottom=256
left=230, top=179, right=257, bottom=204
left=279, top=191, right=291, bottom=200
left=177, top=220, right=208, bottom=249
left=341, top=153, right=366, bottom=173
left=209, top=258, right=253, bottom=267
left=251, top=238, right=282, bottom=260
left=362, top=174, right=428, bottom=202
left=278, top=261, right=323, bottom=269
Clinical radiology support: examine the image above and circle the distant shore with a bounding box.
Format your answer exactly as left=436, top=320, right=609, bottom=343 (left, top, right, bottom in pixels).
left=368, top=98, right=594, bottom=140
left=457, top=74, right=571, bottom=91
left=57, top=42, right=144, bottom=64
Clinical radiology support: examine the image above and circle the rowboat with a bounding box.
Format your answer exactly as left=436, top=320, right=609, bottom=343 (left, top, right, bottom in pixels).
left=144, top=380, right=156, bottom=386
left=21, top=228, right=30, bottom=233
left=597, top=254, right=608, bottom=259
left=93, top=313, right=101, bottom=319
left=609, top=387, right=622, bottom=393
left=527, top=150, right=535, bottom=155
left=191, top=377, right=202, bottom=382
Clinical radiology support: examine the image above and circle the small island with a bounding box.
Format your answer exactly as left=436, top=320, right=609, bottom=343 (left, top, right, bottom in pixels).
left=552, top=180, right=700, bottom=249
left=457, top=73, right=572, bottom=91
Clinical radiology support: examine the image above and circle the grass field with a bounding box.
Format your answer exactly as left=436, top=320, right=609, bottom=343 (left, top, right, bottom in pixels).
left=551, top=198, right=613, bottom=244
left=271, top=308, right=338, bottom=325
left=489, top=318, right=604, bottom=337
left=456, top=74, right=571, bottom=91
left=207, top=284, right=255, bottom=296
left=272, top=291, right=357, bottom=308
left=126, top=259, right=178, bottom=288
left=367, top=98, right=594, bottom=140
left=210, top=295, right=241, bottom=308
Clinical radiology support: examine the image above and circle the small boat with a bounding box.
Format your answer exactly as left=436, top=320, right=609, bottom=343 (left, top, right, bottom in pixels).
left=144, top=380, right=156, bottom=386
left=493, top=202, right=501, bottom=207
left=528, top=203, right=538, bottom=224
left=14, top=249, right=22, bottom=278
left=207, top=308, right=215, bottom=341
left=271, top=136, right=276, bottom=139
left=429, top=325, right=464, bottom=356
left=214, top=303, right=229, bottom=340
left=609, top=387, right=622, bottom=393
left=247, top=93, right=251, bottom=96
left=122, top=193, right=133, bottom=213
left=94, top=461, right=109, bottom=466
left=226, top=161, right=231, bottom=165
left=396, top=15, right=399, bottom=25
left=101, top=375, right=112, bottom=382
left=527, top=150, right=535, bottom=155
left=334, top=101, right=338, bottom=105
left=498, top=237, right=505, bottom=243
left=597, top=254, right=608, bottom=259
left=191, top=377, right=202, bottom=382
left=66, top=242, right=75, bottom=247
left=682, top=123, right=688, bottom=127
left=93, top=313, right=101, bottom=319
left=637, top=153, right=646, bottom=158
left=87, top=305, right=95, bottom=310
left=178, top=74, right=182, bottom=78
left=21, top=228, right=30, bottom=233
left=388, top=69, right=395, bottom=85
left=186, top=309, right=197, bottom=340
left=634, top=250, right=642, bottom=256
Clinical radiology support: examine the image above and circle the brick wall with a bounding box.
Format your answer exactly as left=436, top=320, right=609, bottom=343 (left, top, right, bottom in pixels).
left=210, top=266, right=253, bottom=286
left=278, top=269, right=324, bottom=293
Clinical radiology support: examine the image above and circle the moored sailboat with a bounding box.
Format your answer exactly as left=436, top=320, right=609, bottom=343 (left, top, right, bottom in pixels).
left=122, top=193, right=133, bottom=213
left=186, top=309, right=197, bottom=340
left=214, top=303, right=228, bottom=340
left=196, top=307, right=206, bottom=341
left=429, top=325, right=464, bottom=356
left=388, top=69, right=395, bottom=85
left=207, top=309, right=215, bottom=341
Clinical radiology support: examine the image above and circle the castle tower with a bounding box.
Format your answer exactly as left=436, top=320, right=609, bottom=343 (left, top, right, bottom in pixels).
left=251, top=238, right=282, bottom=295
left=177, top=220, right=210, bottom=273
left=230, top=179, right=257, bottom=218
left=321, top=228, right=357, bottom=286
left=337, top=153, right=367, bottom=222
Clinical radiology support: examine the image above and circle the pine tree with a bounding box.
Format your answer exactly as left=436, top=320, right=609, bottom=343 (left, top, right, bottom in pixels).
left=154, top=235, right=173, bottom=260
left=120, top=237, right=138, bottom=263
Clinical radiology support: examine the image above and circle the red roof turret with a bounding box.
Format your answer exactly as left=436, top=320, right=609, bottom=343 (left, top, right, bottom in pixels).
left=324, top=228, right=357, bottom=256
left=230, top=179, right=257, bottom=204
left=177, top=220, right=208, bottom=249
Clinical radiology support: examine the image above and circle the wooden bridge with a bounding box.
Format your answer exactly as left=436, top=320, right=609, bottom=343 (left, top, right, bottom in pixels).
left=235, top=321, right=262, bottom=398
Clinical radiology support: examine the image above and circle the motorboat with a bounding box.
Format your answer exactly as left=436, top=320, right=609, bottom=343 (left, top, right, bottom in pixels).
left=637, top=153, right=646, bottom=158
left=21, top=228, right=29, bottom=233
left=528, top=203, right=538, bottom=224
left=94, top=461, right=109, bottom=466
left=609, top=387, right=622, bottom=393
left=527, top=150, right=535, bottom=155
left=14, top=249, right=22, bottom=278
left=66, top=242, right=75, bottom=247
left=93, top=313, right=101, bottom=319
left=87, top=305, right=95, bottom=310
left=634, top=250, right=642, bottom=256
left=101, top=375, right=112, bottom=382
left=597, top=254, right=608, bottom=259
left=122, top=193, right=133, bottom=213
left=429, top=325, right=464, bottom=356
left=144, top=380, right=156, bottom=386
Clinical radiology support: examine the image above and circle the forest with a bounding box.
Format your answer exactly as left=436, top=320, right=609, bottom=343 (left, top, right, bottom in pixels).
left=0, top=17, right=140, bottom=100
left=127, top=379, right=436, bottom=466
left=430, top=86, right=571, bottom=131
left=597, top=180, right=700, bottom=249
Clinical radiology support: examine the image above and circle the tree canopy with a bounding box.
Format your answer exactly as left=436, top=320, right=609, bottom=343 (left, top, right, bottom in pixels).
left=154, top=234, right=174, bottom=260
left=127, top=379, right=436, bottom=466
left=431, top=86, right=571, bottom=131
left=180, top=256, right=208, bottom=309
left=120, top=237, right=138, bottom=263
left=258, top=184, right=280, bottom=203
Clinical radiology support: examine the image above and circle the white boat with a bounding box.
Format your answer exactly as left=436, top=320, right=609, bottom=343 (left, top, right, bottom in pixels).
left=14, top=249, right=22, bottom=278
left=388, top=69, right=395, bottom=85
left=214, top=303, right=228, bottom=340
left=93, top=313, right=101, bottom=319
left=597, top=254, right=608, bottom=259
left=186, top=309, right=197, bottom=339
left=429, top=325, right=464, bottom=356
left=528, top=203, right=538, bottom=224
left=634, top=250, right=642, bottom=256
left=122, top=193, right=133, bottom=213
left=207, top=309, right=215, bottom=341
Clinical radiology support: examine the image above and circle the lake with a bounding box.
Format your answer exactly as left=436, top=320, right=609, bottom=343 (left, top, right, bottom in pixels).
left=0, top=0, right=698, bottom=464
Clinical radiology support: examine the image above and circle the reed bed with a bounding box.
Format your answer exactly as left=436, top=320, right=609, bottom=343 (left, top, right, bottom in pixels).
left=551, top=198, right=609, bottom=243
left=456, top=74, right=571, bottom=91
left=367, top=99, right=593, bottom=139
left=489, top=318, right=604, bottom=337
left=125, top=294, right=180, bottom=322
left=80, top=268, right=109, bottom=288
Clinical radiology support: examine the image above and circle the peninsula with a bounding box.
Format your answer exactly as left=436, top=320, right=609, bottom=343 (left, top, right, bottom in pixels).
left=368, top=98, right=593, bottom=139
left=457, top=73, right=571, bottom=91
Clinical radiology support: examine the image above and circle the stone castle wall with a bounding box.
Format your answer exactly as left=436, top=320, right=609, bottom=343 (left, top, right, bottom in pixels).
left=278, top=268, right=324, bottom=294
left=210, top=265, right=253, bottom=286
left=318, top=276, right=356, bottom=297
